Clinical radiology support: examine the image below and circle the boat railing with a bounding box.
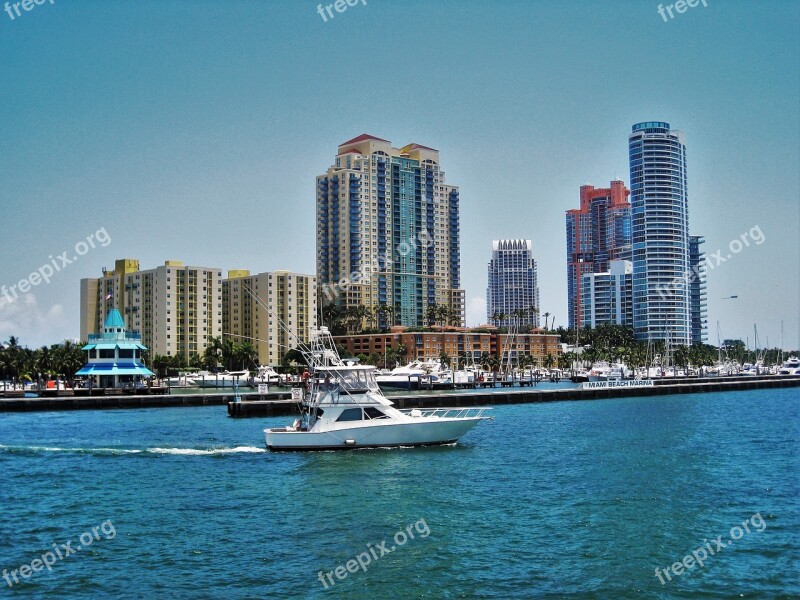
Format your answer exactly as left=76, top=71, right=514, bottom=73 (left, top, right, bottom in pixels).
left=398, top=407, right=493, bottom=420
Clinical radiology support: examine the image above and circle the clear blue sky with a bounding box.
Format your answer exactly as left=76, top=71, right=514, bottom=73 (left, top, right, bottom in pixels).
left=1, top=0, right=798, bottom=349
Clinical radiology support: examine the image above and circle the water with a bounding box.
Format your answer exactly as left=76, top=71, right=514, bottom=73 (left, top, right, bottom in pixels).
left=0, top=388, right=797, bottom=599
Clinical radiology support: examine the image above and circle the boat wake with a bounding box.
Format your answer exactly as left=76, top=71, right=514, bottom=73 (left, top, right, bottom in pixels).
left=0, top=444, right=266, bottom=456
left=148, top=446, right=266, bottom=455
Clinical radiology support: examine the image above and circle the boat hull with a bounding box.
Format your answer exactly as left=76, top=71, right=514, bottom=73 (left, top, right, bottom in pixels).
left=195, top=380, right=247, bottom=388
left=265, top=418, right=482, bottom=451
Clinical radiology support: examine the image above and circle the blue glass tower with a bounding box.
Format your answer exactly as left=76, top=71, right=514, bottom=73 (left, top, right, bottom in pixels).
left=629, top=122, right=691, bottom=345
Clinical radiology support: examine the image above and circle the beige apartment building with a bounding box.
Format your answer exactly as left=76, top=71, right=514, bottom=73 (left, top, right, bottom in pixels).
left=80, top=259, right=223, bottom=360
left=221, top=270, right=317, bottom=366
left=316, top=134, right=465, bottom=329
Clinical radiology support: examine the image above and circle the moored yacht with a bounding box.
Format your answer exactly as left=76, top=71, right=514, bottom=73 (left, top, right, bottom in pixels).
left=264, top=328, right=491, bottom=451
left=166, top=372, right=198, bottom=387
left=778, top=356, right=800, bottom=375
left=587, top=361, right=612, bottom=382
left=194, top=370, right=251, bottom=388
left=375, top=358, right=452, bottom=389
left=253, top=365, right=281, bottom=384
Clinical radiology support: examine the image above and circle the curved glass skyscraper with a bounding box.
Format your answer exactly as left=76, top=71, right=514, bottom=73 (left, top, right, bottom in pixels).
left=629, top=122, right=691, bottom=345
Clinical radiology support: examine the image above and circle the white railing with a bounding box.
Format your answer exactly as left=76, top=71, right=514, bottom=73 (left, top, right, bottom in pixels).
left=399, top=407, right=493, bottom=420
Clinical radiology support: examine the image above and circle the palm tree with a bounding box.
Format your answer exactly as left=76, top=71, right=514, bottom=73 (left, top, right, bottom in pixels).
left=369, top=305, right=382, bottom=330
left=542, top=312, right=551, bottom=333
left=491, top=311, right=508, bottom=329
left=188, top=353, right=203, bottom=369
left=425, top=304, right=439, bottom=328
left=53, top=340, right=86, bottom=385
left=204, top=336, right=234, bottom=370
left=446, top=306, right=462, bottom=328
left=381, top=304, right=394, bottom=328
left=2, top=336, right=23, bottom=380
left=558, top=351, right=574, bottom=370
left=36, top=345, right=54, bottom=379
left=233, top=342, right=259, bottom=371
left=152, top=354, right=170, bottom=379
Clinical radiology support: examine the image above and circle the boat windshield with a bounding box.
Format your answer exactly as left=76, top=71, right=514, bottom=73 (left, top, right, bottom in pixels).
left=320, top=368, right=379, bottom=393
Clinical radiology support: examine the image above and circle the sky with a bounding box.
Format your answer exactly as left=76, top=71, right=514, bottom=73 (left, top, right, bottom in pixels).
left=1, top=0, right=798, bottom=350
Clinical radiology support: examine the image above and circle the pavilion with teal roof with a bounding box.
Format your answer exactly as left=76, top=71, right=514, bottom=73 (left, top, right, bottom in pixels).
left=76, top=309, right=154, bottom=388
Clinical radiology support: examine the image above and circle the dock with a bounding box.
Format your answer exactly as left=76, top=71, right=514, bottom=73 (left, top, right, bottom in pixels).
left=226, top=375, right=800, bottom=418
left=1, top=376, right=796, bottom=414
left=0, top=390, right=294, bottom=412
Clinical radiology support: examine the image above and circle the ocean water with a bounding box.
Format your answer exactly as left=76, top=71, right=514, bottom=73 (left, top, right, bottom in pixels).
left=0, top=388, right=797, bottom=599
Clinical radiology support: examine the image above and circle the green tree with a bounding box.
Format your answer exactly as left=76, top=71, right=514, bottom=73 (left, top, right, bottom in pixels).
left=232, top=342, right=259, bottom=370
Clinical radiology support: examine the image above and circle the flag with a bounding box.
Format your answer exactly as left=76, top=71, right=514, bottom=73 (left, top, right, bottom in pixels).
left=105, top=293, right=112, bottom=300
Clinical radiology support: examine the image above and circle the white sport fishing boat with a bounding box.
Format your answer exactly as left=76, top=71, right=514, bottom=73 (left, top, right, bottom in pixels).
left=264, top=328, right=491, bottom=451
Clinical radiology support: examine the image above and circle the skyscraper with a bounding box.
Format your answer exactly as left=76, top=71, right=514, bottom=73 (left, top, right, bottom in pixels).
left=221, top=270, right=317, bottom=366
left=487, top=240, right=540, bottom=328
left=580, top=260, right=633, bottom=329
left=316, top=134, right=464, bottom=328
left=688, top=236, right=708, bottom=344
left=629, top=121, right=691, bottom=344
left=565, top=180, right=631, bottom=329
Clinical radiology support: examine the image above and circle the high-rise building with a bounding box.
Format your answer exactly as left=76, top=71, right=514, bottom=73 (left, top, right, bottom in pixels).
left=486, top=239, right=540, bottom=328
left=629, top=121, right=691, bottom=344
left=688, top=236, right=708, bottom=344
left=80, top=259, right=223, bottom=360
left=316, top=134, right=464, bottom=329
left=221, top=270, right=317, bottom=366
left=580, top=260, right=633, bottom=329
left=565, top=180, right=631, bottom=329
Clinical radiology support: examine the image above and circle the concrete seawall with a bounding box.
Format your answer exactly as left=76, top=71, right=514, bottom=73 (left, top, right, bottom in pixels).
left=0, top=391, right=293, bottom=412
left=1, top=376, right=796, bottom=415
left=227, top=375, right=800, bottom=418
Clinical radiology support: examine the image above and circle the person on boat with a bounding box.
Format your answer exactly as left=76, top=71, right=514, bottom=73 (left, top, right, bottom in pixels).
left=322, top=374, right=333, bottom=391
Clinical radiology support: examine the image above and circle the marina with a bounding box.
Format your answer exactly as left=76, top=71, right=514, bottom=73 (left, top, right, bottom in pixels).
left=4, top=374, right=796, bottom=414
left=228, top=374, right=800, bottom=418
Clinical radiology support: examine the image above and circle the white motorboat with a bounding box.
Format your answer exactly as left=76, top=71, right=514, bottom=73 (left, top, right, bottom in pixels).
left=589, top=361, right=630, bottom=381
left=607, top=362, right=630, bottom=380
left=375, top=358, right=452, bottom=389
left=453, top=368, right=475, bottom=385
left=587, top=361, right=612, bottom=382
left=166, top=372, right=197, bottom=387
left=264, top=328, right=491, bottom=451
left=194, top=370, right=250, bottom=388
left=778, top=356, right=800, bottom=375
left=253, top=365, right=281, bottom=384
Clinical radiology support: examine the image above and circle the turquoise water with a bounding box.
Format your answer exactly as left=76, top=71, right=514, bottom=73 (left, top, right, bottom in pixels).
left=0, top=388, right=797, bottom=599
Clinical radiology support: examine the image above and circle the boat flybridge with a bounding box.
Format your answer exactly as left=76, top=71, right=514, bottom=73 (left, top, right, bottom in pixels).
left=264, top=327, right=491, bottom=451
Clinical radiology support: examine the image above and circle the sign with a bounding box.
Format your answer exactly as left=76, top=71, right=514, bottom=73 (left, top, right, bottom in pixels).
left=258, top=384, right=268, bottom=395
left=581, top=380, right=655, bottom=390
left=291, top=388, right=303, bottom=401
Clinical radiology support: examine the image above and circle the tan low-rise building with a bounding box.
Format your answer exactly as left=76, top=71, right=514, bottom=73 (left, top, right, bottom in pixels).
left=334, top=326, right=561, bottom=366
